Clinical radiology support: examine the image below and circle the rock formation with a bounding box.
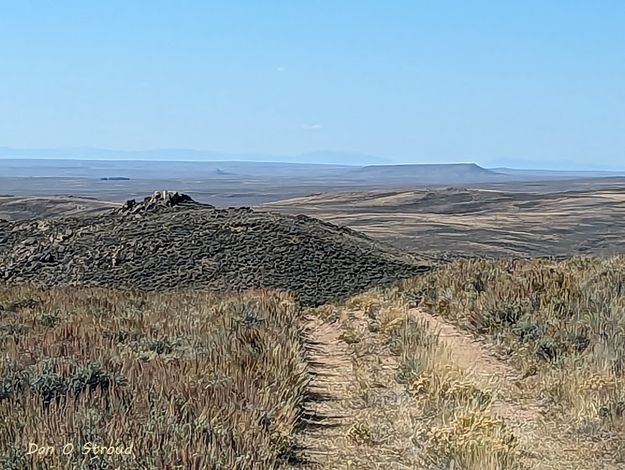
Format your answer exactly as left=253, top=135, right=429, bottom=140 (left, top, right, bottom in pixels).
left=119, top=191, right=209, bottom=214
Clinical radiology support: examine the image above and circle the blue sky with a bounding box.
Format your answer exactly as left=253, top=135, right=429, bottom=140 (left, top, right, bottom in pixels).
left=1, top=1, right=624, bottom=169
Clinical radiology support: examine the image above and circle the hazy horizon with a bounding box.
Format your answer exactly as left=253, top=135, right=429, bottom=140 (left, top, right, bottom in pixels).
left=1, top=146, right=624, bottom=172
left=2, top=2, right=624, bottom=171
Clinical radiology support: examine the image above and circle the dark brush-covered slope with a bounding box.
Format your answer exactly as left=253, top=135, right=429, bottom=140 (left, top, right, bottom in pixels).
left=0, top=193, right=429, bottom=306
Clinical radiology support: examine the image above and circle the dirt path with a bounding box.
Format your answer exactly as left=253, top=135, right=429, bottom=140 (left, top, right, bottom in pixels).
left=408, top=307, right=602, bottom=469
left=295, top=306, right=603, bottom=469
left=294, top=312, right=421, bottom=469
left=408, top=308, right=518, bottom=382
left=294, top=315, right=356, bottom=468
left=407, top=308, right=540, bottom=421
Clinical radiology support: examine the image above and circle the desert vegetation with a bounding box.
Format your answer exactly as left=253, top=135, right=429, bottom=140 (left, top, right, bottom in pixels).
left=398, top=256, right=625, bottom=466
left=0, top=286, right=308, bottom=469
left=2, top=254, right=623, bottom=469
left=0, top=200, right=427, bottom=307
left=265, top=187, right=625, bottom=258
left=390, top=314, right=518, bottom=469
left=300, top=255, right=625, bottom=469
left=320, top=290, right=523, bottom=469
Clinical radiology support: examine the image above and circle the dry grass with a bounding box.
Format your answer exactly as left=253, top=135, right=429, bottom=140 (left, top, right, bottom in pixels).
left=398, top=256, right=625, bottom=465
left=3, top=255, right=622, bottom=469
left=264, top=186, right=625, bottom=258
left=308, top=288, right=522, bottom=469
left=383, top=304, right=521, bottom=469
left=0, top=285, right=308, bottom=469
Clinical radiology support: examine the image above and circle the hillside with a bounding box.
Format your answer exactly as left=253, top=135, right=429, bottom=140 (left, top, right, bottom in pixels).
left=0, top=191, right=621, bottom=469
left=264, top=187, right=625, bottom=257
left=0, top=192, right=429, bottom=306
left=0, top=287, right=309, bottom=469
left=0, top=195, right=116, bottom=221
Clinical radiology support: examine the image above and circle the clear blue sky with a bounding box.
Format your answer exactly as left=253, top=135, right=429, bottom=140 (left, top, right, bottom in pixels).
left=1, top=1, right=624, bottom=169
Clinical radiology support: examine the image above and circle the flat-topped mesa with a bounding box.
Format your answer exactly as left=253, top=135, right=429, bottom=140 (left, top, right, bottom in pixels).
left=119, top=191, right=211, bottom=213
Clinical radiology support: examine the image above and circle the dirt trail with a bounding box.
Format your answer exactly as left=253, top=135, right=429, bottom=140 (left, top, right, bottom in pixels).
left=296, top=307, right=603, bottom=469
left=408, top=307, right=602, bottom=469
left=294, top=315, right=356, bottom=469
left=407, top=307, right=541, bottom=423
left=295, top=312, right=420, bottom=469
left=409, top=308, right=517, bottom=381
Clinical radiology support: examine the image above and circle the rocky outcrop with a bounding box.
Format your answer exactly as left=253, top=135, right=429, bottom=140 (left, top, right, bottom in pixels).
left=118, top=191, right=210, bottom=214
left=0, top=194, right=430, bottom=306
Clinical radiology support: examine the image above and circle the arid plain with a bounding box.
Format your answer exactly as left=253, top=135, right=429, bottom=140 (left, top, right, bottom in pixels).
left=263, top=185, right=625, bottom=258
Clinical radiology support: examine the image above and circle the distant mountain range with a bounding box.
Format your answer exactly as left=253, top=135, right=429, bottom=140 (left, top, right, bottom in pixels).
left=2, top=147, right=625, bottom=172
left=0, top=147, right=392, bottom=166
left=1, top=147, right=625, bottom=183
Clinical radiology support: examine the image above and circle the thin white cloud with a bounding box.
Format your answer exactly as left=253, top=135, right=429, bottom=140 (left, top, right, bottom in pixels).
left=276, top=66, right=287, bottom=72
left=301, top=123, right=322, bottom=130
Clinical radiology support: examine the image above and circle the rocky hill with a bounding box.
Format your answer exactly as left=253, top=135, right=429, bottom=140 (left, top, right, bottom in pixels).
left=0, top=192, right=429, bottom=306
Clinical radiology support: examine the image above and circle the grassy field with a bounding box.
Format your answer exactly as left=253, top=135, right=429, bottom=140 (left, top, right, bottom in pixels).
left=0, top=287, right=308, bottom=469
left=264, top=187, right=625, bottom=258
left=297, top=256, right=625, bottom=468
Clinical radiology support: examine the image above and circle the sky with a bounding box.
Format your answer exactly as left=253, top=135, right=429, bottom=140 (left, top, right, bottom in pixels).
left=1, top=1, right=624, bottom=170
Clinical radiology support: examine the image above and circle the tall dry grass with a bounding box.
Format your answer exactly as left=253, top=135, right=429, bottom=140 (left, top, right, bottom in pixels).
left=398, top=256, right=625, bottom=462
left=388, top=310, right=519, bottom=469
left=0, top=286, right=308, bottom=469
left=338, top=289, right=521, bottom=469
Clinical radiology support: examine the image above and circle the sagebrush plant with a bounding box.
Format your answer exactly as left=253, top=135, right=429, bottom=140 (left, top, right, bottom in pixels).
left=398, top=256, right=625, bottom=370
left=408, top=370, right=493, bottom=412
left=426, top=412, right=518, bottom=470
left=0, top=285, right=308, bottom=469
